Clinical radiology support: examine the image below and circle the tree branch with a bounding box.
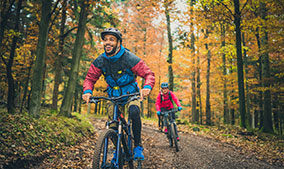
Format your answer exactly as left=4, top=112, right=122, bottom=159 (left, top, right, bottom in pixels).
left=48, top=0, right=61, bottom=33
left=60, top=26, right=78, bottom=38
left=240, top=0, right=250, bottom=14
left=217, top=0, right=234, bottom=17
left=0, top=55, right=7, bottom=66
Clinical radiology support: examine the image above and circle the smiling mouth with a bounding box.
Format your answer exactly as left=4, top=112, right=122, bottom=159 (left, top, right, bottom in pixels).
left=105, top=46, right=112, bottom=50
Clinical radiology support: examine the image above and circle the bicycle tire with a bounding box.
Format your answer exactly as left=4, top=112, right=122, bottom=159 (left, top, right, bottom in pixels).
left=122, top=130, right=134, bottom=169
left=171, top=123, right=179, bottom=152
left=136, top=160, right=142, bottom=169
left=167, top=124, right=173, bottom=147
left=92, top=129, right=122, bottom=169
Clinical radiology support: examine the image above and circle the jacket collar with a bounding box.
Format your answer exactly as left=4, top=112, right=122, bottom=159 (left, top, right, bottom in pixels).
left=103, top=45, right=125, bottom=62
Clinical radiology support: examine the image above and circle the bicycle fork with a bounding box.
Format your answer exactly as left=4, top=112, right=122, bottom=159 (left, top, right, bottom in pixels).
left=115, top=121, right=123, bottom=168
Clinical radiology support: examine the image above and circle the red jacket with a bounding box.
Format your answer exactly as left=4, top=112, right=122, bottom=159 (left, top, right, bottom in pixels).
left=155, top=91, right=181, bottom=111
left=83, top=49, right=155, bottom=95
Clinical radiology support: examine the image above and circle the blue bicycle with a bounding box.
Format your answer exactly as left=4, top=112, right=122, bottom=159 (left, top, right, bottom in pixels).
left=90, top=92, right=142, bottom=169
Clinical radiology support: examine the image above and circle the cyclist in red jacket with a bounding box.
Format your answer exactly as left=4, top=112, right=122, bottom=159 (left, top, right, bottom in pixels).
left=82, top=28, right=155, bottom=161
left=155, top=82, right=182, bottom=141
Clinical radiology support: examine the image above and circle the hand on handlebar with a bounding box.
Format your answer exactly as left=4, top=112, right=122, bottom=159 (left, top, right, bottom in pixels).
left=157, top=111, right=161, bottom=116
left=140, top=88, right=151, bottom=100
left=82, top=93, right=92, bottom=104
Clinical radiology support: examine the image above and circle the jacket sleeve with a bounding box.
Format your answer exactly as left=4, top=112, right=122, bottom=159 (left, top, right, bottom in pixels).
left=171, top=92, right=181, bottom=107
left=155, top=93, right=162, bottom=111
left=131, top=60, right=155, bottom=89
left=83, top=64, right=102, bottom=94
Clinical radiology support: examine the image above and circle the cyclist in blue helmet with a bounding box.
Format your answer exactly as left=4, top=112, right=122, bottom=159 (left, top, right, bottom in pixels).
left=155, top=82, right=182, bottom=141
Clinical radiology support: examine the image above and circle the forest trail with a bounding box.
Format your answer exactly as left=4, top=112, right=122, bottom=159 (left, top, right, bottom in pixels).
left=27, top=117, right=281, bottom=169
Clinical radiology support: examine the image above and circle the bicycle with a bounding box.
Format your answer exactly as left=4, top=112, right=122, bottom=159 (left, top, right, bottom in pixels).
left=161, top=109, right=179, bottom=152
left=88, top=92, right=142, bottom=169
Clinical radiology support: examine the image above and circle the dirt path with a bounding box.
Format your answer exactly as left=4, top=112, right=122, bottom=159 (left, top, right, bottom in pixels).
left=141, top=123, right=281, bottom=169
left=29, top=118, right=282, bottom=169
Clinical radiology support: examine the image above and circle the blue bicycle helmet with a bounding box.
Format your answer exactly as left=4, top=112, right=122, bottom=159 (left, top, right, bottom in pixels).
left=161, top=82, right=169, bottom=88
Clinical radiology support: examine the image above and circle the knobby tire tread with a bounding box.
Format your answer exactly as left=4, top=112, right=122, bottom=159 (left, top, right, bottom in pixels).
left=168, top=124, right=173, bottom=147
left=171, top=123, right=179, bottom=152
left=92, top=129, right=117, bottom=169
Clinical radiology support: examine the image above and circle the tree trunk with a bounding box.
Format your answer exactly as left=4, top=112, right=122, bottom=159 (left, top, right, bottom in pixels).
left=234, top=0, right=246, bottom=128
left=243, top=33, right=251, bottom=128
left=197, top=38, right=202, bottom=124
left=140, top=27, right=147, bottom=118
left=6, top=0, right=22, bottom=114
left=221, top=23, right=229, bottom=124
left=0, top=0, right=15, bottom=55
left=20, top=60, right=33, bottom=113
left=255, top=28, right=263, bottom=129
left=205, top=37, right=211, bottom=126
left=29, top=0, right=52, bottom=117
left=52, top=0, right=67, bottom=110
left=41, top=64, right=47, bottom=105
left=141, top=78, right=145, bottom=117
left=164, top=0, right=174, bottom=91
left=73, top=87, right=78, bottom=112
left=259, top=2, right=273, bottom=133
left=230, top=58, right=236, bottom=125
left=79, top=92, right=82, bottom=114
left=273, top=94, right=279, bottom=133
left=189, top=0, right=197, bottom=123
left=60, top=1, right=89, bottom=117
left=191, top=32, right=197, bottom=123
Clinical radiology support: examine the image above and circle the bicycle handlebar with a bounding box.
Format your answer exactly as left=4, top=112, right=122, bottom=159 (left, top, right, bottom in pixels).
left=87, top=92, right=141, bottom=104
left=160, top=108, right=179, bottom=116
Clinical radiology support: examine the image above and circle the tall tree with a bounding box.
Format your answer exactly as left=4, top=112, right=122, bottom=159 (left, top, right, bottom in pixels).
left=29, top=0, right=52, bottom=117
left=234, top=0, right=246, bottom=128
left=4, top=0, right=22, bottom=114
left=164, top=0, right=174, bottom=91
left=259, top=1, right=273, bottom=133
left=190, top=0, right=198, bottom=124
left=205, top=29, right=211, bottom=125
left=0, top=0, right=15, bottom=53
left=52, top=0, right=67, bottom=110
left=221, top=23, right=229, bottom=124
left=255, top=27, right=264, bottom=129
left=60, top=0, right=89, bottom=117
left=243, top=33, right=251, bottom=128
left=196, top=37, right=202, bottom=124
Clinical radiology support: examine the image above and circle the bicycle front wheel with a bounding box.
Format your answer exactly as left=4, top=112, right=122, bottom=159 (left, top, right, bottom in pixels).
left=171, top=123, right=179, bottom=152
left=92, top=129, right=119, bottom=169
left=167, top=124, right=173, bottom=147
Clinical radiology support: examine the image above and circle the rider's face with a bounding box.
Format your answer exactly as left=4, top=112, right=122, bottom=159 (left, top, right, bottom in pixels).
left=103, top=34, right=119, bottom=56
left=162, top=88, right=169, bottom=94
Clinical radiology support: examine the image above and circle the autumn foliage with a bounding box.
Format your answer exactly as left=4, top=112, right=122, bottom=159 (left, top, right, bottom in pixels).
left=0, top=0, right=283, bottom=132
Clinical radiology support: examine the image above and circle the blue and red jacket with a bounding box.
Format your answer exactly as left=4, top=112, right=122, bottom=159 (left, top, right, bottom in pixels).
left=83, top=45, right=155, bottom=97
left=155, top=91, right=181, bottom=111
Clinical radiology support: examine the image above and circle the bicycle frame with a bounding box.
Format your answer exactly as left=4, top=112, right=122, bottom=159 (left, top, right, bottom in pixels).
left=161, top=109, right=178, bottom=127
left=90, top=93, right=140, bottom=168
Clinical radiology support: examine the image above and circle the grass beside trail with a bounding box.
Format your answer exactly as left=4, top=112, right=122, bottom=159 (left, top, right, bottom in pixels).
left=0, top=109, right=95, bottom=168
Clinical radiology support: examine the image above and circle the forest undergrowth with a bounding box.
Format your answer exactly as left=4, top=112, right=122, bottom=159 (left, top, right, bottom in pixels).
left=0, top=109, right=95, bottom=168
